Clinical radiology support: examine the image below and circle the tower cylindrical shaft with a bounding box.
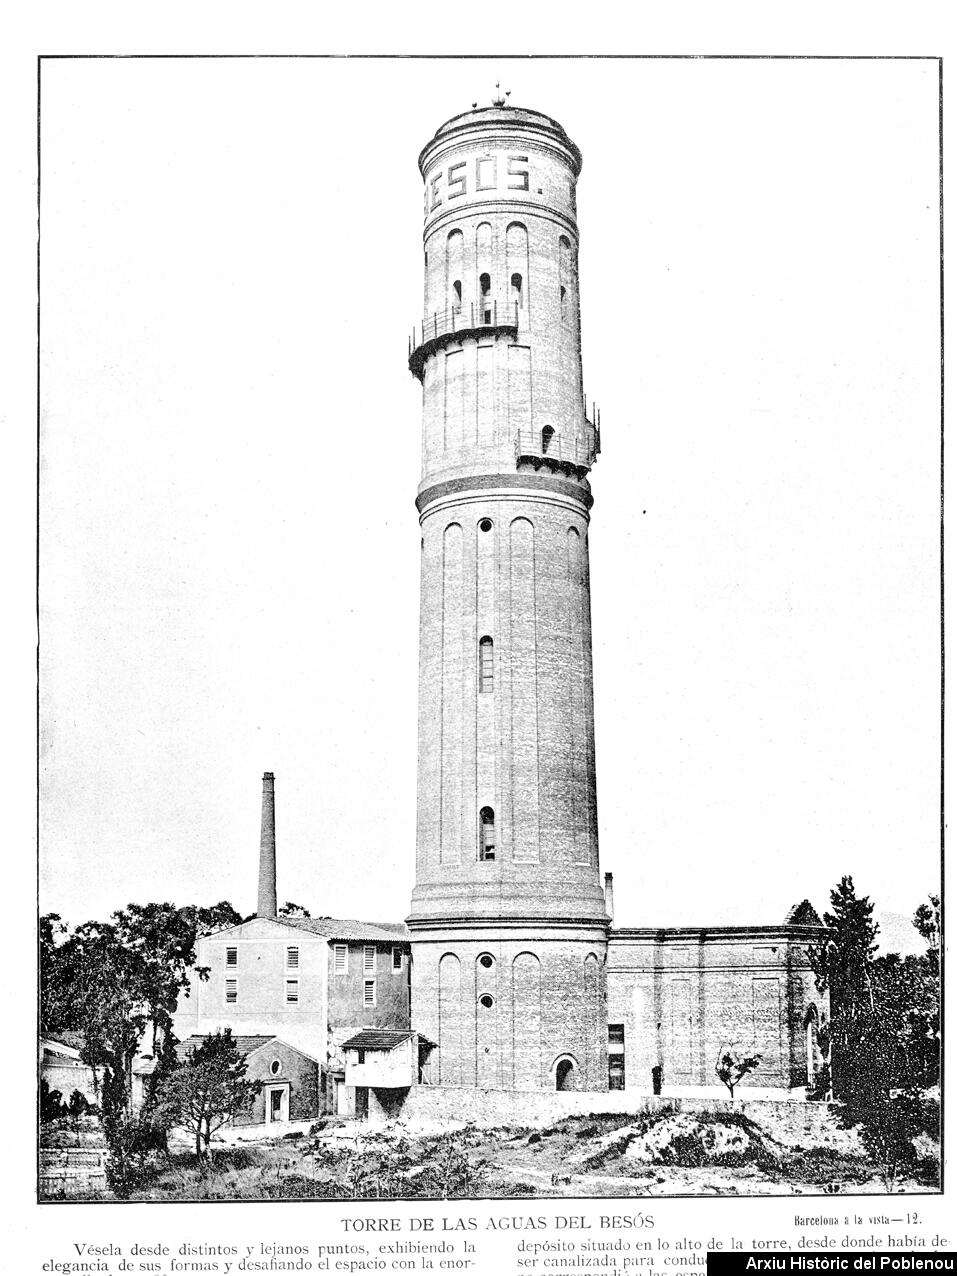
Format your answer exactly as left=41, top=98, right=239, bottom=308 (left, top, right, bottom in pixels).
left=407, top=102, right=608, bottom=1092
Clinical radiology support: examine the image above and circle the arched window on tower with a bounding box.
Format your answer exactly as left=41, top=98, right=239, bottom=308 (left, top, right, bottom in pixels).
left=452, top=279, right=462, bottom=313
left=541, top=425, right=555, bottom=455
left=560, top=285, right=568, bottom=321
left=479, top=807, right=496, bottom=861
left=479, top=273, right=492, bottom=323
left=511, top=272, right=523, bottom=311
left=478, top=636, right=494, bottom=693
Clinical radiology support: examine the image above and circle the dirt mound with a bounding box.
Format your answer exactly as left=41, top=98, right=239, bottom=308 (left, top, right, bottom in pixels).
left=622, top=1112, right=779, bottom=1168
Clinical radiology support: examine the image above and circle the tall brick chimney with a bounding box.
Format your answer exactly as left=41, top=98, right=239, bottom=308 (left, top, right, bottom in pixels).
left=604, top=872, right=615, bottom=923
left=257, top=771, right=277, bottom=919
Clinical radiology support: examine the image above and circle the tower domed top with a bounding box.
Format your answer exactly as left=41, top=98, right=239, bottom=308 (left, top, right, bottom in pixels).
left=418, top=99, right=582, bottom=178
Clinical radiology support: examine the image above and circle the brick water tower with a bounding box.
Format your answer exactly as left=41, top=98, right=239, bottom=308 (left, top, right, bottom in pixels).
left=406, top=92, right=609, bottom=1092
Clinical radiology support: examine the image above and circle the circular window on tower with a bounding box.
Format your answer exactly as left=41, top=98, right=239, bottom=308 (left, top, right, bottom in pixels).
left=479, top=518, right=493, bottom=533
left=270, top=1059, right=282, bottom=1076
left=478, top=953, right=494, bottom=970
left=478, top=994, right=494, bottom=1009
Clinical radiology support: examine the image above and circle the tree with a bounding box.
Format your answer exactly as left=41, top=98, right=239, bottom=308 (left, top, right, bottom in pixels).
left=807, top=875, right=879, bottom=1099
left=183, top=900, right=244, bottom=936
left=40, top=1078, right=66, bottom=1124
left=156, top=1030, right=262, bottom=1162
left=38, top=900, right=238, bottom=1193
left=715, top=1046, right=762, bottom=1099
left=809, top=877, right=939, bottom=1189
left=279, top=901, right=312, bottom=919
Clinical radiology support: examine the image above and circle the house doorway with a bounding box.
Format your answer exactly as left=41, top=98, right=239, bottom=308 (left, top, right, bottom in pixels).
left=264, top=1084, right=289, bottom=1125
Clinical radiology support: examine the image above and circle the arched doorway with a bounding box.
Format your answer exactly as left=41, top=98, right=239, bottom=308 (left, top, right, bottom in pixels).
left=553, top=1056, right=577, bottom=1091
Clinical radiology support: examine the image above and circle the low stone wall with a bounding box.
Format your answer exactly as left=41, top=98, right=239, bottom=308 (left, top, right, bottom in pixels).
left=368, top=1086, right=844, bottom=1145
left=39, top=1126, right=109, bottom=1199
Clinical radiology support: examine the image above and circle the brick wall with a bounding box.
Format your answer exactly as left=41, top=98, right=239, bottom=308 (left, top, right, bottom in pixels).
left=607, top=929, right=827, bottom=1093
left=371, top=1085, right=848, bottom=1146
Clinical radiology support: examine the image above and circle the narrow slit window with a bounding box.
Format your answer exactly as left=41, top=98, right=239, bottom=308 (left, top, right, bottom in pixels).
left=541, top=425, right=555, bottom=455
left=478, top=636, right=494, bottom=694
left=392, top=947, right=403, bottom=971
left=452, top=279, right=462, bottom=311
left=479, top=806, right=496, bottom=861
left=560, top=285, right=568, bottom=321
left=511, top=272, right=523, bottom=308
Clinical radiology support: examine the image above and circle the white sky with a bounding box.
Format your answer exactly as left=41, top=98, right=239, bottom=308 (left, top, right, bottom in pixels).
left=38, top=56, right=941, bottom=946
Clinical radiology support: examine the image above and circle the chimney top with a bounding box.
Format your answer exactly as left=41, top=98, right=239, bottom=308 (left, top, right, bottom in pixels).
left=257, top=770, right=278, bottom=919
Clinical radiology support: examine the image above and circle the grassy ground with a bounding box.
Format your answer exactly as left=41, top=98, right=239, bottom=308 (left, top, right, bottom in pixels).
left=54, top=1105, right=940, bottom=1202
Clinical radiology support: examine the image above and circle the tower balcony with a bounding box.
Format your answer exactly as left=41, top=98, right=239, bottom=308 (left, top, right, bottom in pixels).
left=408, top=301, right=520, bottom=381
left=515, top=417, right=601, bottom=478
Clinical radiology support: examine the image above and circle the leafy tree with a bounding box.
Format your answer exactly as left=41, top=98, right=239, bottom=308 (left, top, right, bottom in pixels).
left=156, top=1030, right=262, bottom=1163
left=38, top=900, right=237, bottom=1193
left=279, top=901, right=312, bottom=919
left=912, top=894, right=941, bottom=1084
left=809, top=877, right=940, bottom=1189
left=40, top=1078, right=65, bottom=1124
left=914, top=894, right=940, bottom=951
left=39, top=914, right=69, bottom=1035
left=808, top=875, right=879, bottom=1099
left=67, top=1089, right=93, bottom=1125
left=183, top=900, right=244, bottom=936
left=715, top=1046, right=762, bottom=1099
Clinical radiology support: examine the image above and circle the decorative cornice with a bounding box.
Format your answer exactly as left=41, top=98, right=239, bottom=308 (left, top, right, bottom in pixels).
left=609, top=924, right=827, bottom=940
left=406, top=914, right=610, bottom=935
left=417, top=472, right=593, bottom=517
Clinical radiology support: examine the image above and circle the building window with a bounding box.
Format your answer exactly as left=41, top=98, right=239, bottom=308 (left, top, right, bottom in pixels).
left=270, top=1059, right=281, bottom=1076
left=357, top=1048, right=366, bottom=1064
left=285, top=979, right=299, bottom=1004
left=541, top=425, right=555, bottom=455
left=363, top=945, right=376, bottom=974
left=479, top=273, right=491, bottom=323
left=478, top=636, right=494, bottom=694
left=334, top=944, right=347, bottom=973
left=478, top=953, right=494, bottom=969
left=225, top=979, right=237, bottom=1004
left=286, top=947, right=299, bottom=969
left=452, top=279, right=462, bottom=311
left=392, top=947, right=402, bottom=972
left=608, top=1023, right=625, bottom=1090
left=510, top=272, right=523, bottom=308
left=560, top=285, right=568, bottom=321
left=479, top=994, right=494, bottom=1009
left=479, top=806, right=496, bottom=861
left=225, top=947, right=238, bottom=968
left=479, top=518, right=492, bottom=533
left=363, top=979, right=376, bottom=1007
